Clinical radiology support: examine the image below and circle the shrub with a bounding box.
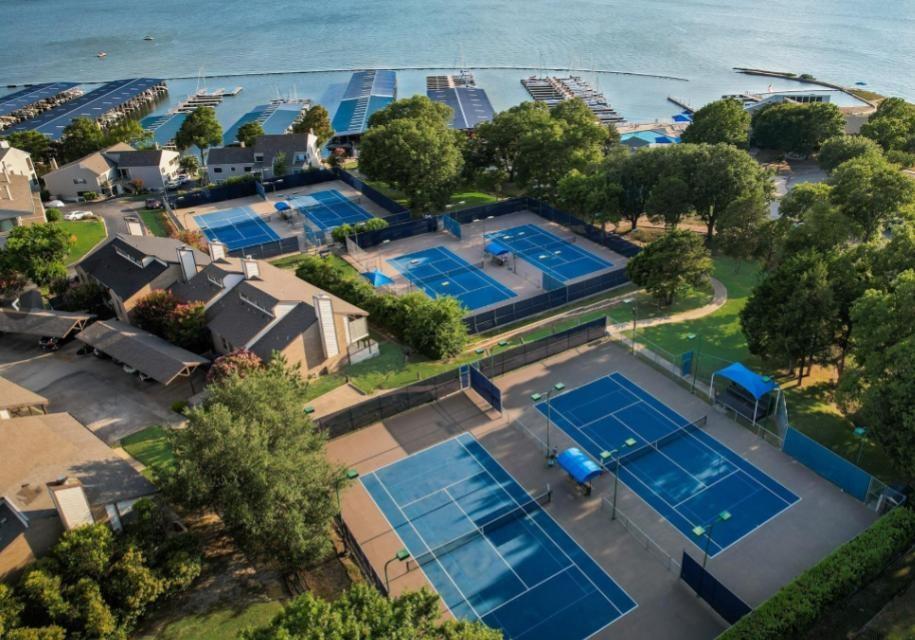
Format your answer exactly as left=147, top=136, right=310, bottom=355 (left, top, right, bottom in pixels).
left=133, top=291, right=208, bottom=353
left=81, top=191, right=98, bottom=201
left=44, top=208, right=62, bottom=223
left=330, top=217, right=389, bottom=243
left=721, top=507, right=915, bottom=640
left=207, top=348, right=263, bottom=383
left=295, top=255, right=468, bottom=358
left=56, top=281, right=112, bottom=318
left=174, top=228, right=207, bottom=253
left=170, top=400, right=188, bottom=414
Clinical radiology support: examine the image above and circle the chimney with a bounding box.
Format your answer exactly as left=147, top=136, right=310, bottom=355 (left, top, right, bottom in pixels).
left=314, top=294, right=339, bottom=358
left=124, top=215, right=144, bottom=236
left=242, top=257, right=260, bottom=280
left=177, top=246, right=197, bottom=282
left=209, top=241, right=227, bottom=262
left=49, top=157, right=59, bottom=171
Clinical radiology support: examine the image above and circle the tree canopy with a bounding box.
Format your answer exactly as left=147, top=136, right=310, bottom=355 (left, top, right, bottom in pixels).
left=829, top=154, right=915, bottom=240
left=293, top=104, right=335, bottom=147
left=175, top=106, right=222, bottom=162
left=359, top=96, right=464, bottom=211
left=681, top=98, right=750, bottom=148
left=1, top=223, right=70, bottom=286
left=2, top=130, right=53, bottom=164
left=816, top=134, right=883, bottom=173
left=164, top=356, right=341, bottom=569
left=860, top=97, right=915, bottom=153
left=751, top=101, right=845, bottom=155
left=627, top=230, right=712, bottom=307
left=236, top=121, right=264, bottom=147
left=58, top=118, right=105, bottom=164
left=241, top=584, right=501, bottom=640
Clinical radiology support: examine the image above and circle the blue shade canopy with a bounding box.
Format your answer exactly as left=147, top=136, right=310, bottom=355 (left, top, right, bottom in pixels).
left=673, top=113, right=692, bottom=122
left=654, top=135, right=675, bottom=144
left=274, top=201, right=291, bottom=212
left=557, top=447, right=603, bottom=484
left=361, top=270, right=394, bottom=287
left=485, top=240, right=511, bottom=256
left=714, top=362, right=778, bottom=400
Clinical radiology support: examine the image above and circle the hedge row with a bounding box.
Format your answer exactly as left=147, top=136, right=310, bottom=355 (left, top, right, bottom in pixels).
left=721, top=507, right=915, bottom=640
left=294, top=255, right=468, bottom=359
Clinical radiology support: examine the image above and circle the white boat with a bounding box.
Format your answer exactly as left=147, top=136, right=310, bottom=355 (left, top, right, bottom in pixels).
left=96, top=51, right=107, bottom=58
left=143, top=35, right=154, bottom=41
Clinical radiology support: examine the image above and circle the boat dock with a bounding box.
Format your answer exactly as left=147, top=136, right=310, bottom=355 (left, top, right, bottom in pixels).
left=426, top=72, right=495, bottom=130
left=0, top=82, right=82, bottom=131
left=222, top=98, right=310, bottom=145
left=666, top=96, right=695, bottom=114
left=522, top=75, right=624, bottom=124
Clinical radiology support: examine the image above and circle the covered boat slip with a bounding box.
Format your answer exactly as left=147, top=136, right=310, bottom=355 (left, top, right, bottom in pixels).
left=0, top=308, right=94, bottom=338
left=76, top=320, right=209, bottom=385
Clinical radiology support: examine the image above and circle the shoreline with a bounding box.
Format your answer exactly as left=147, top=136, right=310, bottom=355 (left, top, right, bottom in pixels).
left=3, top=65, right=690, bottom=88
left=734, top=67, right=879, bottom=108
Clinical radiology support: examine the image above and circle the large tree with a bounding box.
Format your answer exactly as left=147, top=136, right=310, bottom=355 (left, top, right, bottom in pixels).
left=103, top=119, right=150, bottom=148
left=751, top=101, right=845, bottom=156
left=777, top=181, right=832, bottom=220
left=816, top=134, right=883, bottom=173
left=860, top=97, right=915, bottom=152
left=164, top=356, right=341, bottom=569
left=557, top=168, right=621, bottom=231
left=359, top=97, right=464, bottom=211
left=235, top=121, right=264, bottom=147
left=175, top=106, right=223, bottom=164
left=715, top=193, right=769, bottom=262
left=829, top=154, right=915, bottom=239
left=466, top=101, right=550, bottom=184
left=292, top=104, right=335, bottom=147
left=839, top=269, right=915, bottom=480
left=2, top=130, right=53, bottom=164
left=2, top=223, right=70, bottom=286
left=59, top=117, right=105, bottom=163
left=681, top=98, right=751, bottom=148
left=627, top=230, right=712, bottom=307
left=241, top=584, right=501, bottom=640
left=740, top=250, right=838, bottom=383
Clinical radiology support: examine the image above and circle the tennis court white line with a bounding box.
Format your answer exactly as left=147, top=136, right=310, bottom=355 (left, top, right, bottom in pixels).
left=443, top=487, right=528, bottom=589
left=374, top=476, right=484, bottom=621
left=672, top=469, right=741, bottom=509
left=456, top=438, right=628, bottom=618
left=398, top=470, right=490, bottom=509
left=481, top=566, right=575, bottom=618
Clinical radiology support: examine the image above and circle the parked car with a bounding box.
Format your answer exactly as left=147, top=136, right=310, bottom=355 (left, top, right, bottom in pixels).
left=145, top=198, right=163, bottom=209
left=45, top=199, right=66, bottom=208
left=38, top=335, right=73, bottom=351
left=64, top=210, right=94, bottom=221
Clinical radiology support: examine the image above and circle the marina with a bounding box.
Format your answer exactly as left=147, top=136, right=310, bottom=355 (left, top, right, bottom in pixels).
left=0, top=82, right=81, bottom=131
left=522, top=75, right=624, bottom=124
left=222, top=99, right=310, bottom=145
left=426, top=71, right=495, bottom=130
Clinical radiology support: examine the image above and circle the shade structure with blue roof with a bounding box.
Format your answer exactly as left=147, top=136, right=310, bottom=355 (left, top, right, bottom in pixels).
left=274, top=201, right=291, bottom=212
left=556, top=447, right=603, bottom=485
left=709, top=362, right=781, bottom=425
left=484, top=239, right=511, bottom=256
left=361, top=270, right=394, bottom=288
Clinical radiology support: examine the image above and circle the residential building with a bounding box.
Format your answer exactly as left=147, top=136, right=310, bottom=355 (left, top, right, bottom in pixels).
left=76, top=231, right=210, bottom=322
left=206, top=133, right=321, bottom=184
left=171, top=242, right=377, bottom=374
left=0, top=140, right=39, bottom=188
left=0, top=167, right=45, bottom=238
left=115, top=148, right=181, bottom=191
left=0, top=398, right=154, bottom=580
left=42, top=142, right=134, bottom=201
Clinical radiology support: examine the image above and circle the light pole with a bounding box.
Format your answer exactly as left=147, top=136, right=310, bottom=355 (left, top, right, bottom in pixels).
left=687, top=333, right=702, bottom=393
left=531, top=382, right=565, bottom=464
left=631, top=302, right=638, bottom=354
left=692, top=510, right=732, bottom=596
left=601, top=438, right=637, bottom=520
left=383, top=548, right=411, bottom=594
left=335, top=469, right=360, bottom=514
left=854, top=426, right=868, bottom=464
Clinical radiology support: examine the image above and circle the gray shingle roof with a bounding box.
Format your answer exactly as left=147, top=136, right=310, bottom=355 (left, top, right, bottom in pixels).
left=0, top=308, right=94, bottom=338
left=75, top=320, right=209, bottom=385
left=206, top=146, right=255, bottom=165
left=114, top=149, right=165, bottom=168
left=249, top=303, right=316, bottom=360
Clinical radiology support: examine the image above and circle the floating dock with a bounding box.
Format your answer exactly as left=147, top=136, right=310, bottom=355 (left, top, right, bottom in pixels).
left=426, top=72, right=495, bottom=130
left=666, top=96, right=695, bottom=114
left=0, top=82, right=82, bottom=131
left=331, top=70, right=397, bottom=139
left=5, top=78, right=167, bottom=140
left=522, top=75, right=624, bottom=124
left=222, top=99, right=310, bottom=145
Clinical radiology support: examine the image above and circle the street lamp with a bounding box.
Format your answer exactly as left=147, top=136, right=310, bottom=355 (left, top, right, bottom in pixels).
left=687, top=333, right=702, bottom=393
left=531, top=382, right=565, bottom=464
left=335, top=469, right=360, bottom=514
left=854, top=426, right=868, bottom=464
left=383, top=548, right=411, bottom=594
left=692, top=510, right=732, bottom=595
left=601, top=438, right=638, bottom=520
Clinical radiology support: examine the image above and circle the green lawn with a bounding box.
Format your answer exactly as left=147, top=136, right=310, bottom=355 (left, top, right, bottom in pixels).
left=137, top=601, right=283, bottom=640
left=139, top=208, right=171, bottom=237
left=58, top=219, right=107, bottom=264
left=363, top=179, right=500, bottom=211
left=632, top=256, right=898, bottom=480
left=121, top=426, right=175, bottom=482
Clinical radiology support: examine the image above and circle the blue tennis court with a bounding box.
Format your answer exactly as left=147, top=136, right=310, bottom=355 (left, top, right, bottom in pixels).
left=195, top=207, right=280, bottom=251
left=362, top=434, right=636, bottom=639
left=537, top=372, right=800, bottom=557
left=285, top=189, right=374, bottom=230
left=388, top=247, right=516, bottom=310
left=485, top=224, right=613, bottom=282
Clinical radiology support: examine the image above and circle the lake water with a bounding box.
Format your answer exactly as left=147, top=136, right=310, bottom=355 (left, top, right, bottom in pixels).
left=2, top=0, right=913, bottom=125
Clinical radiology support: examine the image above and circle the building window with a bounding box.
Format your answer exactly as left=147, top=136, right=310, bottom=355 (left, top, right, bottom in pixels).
left=238, top=291, right=274, bottom=316
left=213, top=167, right=223, bottom=174
left=244, top=166, right=251, bottom=172
left=294, top=153, right=306, bottom=163
left=206, top=274, right=223, bottom=288
left=114, top=246, right=144, bottom=268
left=253, top=153, right=264, bottom=162
left=231, top=167, right=236, bottom=172
left=72, top=178, right=87, bottom=185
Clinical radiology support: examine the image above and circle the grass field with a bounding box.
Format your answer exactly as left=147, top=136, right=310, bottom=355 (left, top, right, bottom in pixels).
left=139, top=208, right=171, bottom=237
left=58, top=219, right=106, bottom=264
left=363, top=179, right=500, bottom=211
left=121, top=425, right=175, bottom=482
left=136, top=601, right=283, bottom=640
left=632, top=256, right=897, bottom=479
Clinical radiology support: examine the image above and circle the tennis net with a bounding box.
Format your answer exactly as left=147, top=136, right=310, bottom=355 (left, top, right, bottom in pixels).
left=407, top=488, right=551, bottom=572
left=616, top=416, right=709, bottom=466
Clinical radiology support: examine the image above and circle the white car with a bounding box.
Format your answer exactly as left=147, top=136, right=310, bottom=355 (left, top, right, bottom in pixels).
left=45, top=199, right=66, bottom=208
left=64, top=210, right=94, bottom=221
